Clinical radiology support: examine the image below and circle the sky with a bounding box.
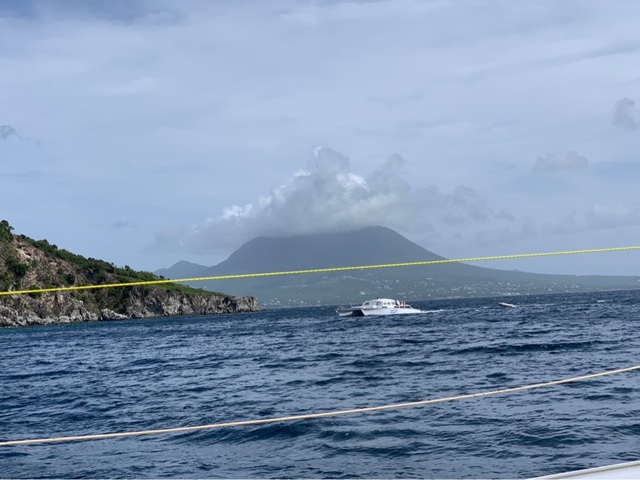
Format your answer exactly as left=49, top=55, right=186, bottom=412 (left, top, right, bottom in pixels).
left=1, top=0, right=640, bottom=276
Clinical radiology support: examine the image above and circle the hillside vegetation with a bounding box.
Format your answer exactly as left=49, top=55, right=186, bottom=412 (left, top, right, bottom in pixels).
left=0, top=220, right=259, bottom=327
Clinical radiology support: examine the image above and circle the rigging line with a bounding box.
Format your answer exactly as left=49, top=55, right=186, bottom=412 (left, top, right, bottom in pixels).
left=1, top=364, right=639, bottom=447
left=2, top=244, right=640, bottom=297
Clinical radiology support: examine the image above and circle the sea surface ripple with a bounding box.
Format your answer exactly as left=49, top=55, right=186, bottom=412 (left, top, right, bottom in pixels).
left=1, top=289, right=640, bottom=479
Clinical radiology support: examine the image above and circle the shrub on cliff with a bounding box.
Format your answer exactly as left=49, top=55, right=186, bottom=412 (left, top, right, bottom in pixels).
left=0, top=220, right=13, bottom=241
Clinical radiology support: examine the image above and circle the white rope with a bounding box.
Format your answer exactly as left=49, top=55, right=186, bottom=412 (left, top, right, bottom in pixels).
left=2, top=364, right=638, bottom=447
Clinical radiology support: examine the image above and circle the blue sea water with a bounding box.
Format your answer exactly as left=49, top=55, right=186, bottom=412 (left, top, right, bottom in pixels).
left=1, top=289, right=640, bottom=479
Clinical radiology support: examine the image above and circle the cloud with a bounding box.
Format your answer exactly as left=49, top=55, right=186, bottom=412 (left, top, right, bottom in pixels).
left=456, top=202, right=640, bottom=251
left=530, top=204, right=640, bottom=237
left=532, top=151, right=589, bottom=172
left=152, top=147, right=514, bottom=256
left=612, top=97, right=638, bottom=130
left=539, top=211, right=583, bottom=236
left=112, top=221, right=137, bottom=229
left=586, top=204, right=640, bottom=229
left=0, top=125, right=19, bottom=140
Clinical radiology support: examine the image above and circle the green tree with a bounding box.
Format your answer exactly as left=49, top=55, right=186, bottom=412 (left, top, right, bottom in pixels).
left=6, top=255, right=28, bottom=278
left=0, top=220, right=14, bottom=241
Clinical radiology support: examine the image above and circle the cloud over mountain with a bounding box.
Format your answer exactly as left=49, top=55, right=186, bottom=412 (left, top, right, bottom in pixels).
left=153, top=140, right=638, bottom=263
left=153, top=147, right=514, bottom=256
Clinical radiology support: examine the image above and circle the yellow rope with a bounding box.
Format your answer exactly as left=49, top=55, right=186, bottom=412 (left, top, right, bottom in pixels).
left=2, top=364, right=638, bottom=447
left=2, top=245, right=640, bottom=297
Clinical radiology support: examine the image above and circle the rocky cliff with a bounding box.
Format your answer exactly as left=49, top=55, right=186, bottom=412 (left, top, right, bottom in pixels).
left=0, top=221, right=260, bottom=328
left=0, top=287, right=260, bottom=328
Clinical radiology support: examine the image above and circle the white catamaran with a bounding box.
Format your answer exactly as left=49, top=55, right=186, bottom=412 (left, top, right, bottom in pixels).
left=336, top=298, right=422, bottom=317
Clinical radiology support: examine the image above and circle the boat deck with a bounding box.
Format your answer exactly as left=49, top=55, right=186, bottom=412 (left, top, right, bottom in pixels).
left=532, top=460, right=640, bottom=479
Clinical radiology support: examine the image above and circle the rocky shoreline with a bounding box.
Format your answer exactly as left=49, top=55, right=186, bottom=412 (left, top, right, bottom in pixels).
left=0, top=287, right=260, bottom=328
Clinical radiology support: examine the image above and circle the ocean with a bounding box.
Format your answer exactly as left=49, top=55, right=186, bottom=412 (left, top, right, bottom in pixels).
left=1, top=289, right=640, bottom=479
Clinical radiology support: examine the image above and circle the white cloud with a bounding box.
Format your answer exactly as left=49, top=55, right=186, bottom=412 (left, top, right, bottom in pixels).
left=532, top=151, right=589, bottom=172
left=152, top=146, right=518, bottom=257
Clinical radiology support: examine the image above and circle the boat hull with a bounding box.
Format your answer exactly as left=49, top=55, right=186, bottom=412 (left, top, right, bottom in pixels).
left=360, top=307, right=422, bottom=316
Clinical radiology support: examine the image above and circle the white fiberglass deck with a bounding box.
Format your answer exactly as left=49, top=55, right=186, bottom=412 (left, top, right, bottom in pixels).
left=531, top=460, right=640, bottom=479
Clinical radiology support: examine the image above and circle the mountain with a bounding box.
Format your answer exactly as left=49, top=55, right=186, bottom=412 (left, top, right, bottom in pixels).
left=167, top=226, right=447, bottom=274
left=0, top=220, right=259, bottom=328
left=156, top=226, right=640, bottom=307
